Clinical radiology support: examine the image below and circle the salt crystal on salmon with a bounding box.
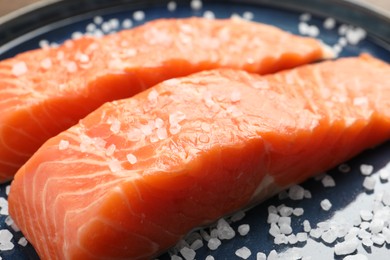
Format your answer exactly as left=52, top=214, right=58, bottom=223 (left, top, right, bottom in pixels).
left=8, top=54, right=390, bottom=260
left=0, top=17, right=330, bottom=182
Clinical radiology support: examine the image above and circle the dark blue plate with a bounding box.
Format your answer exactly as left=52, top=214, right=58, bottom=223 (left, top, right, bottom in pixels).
left=0, top=1, right=389, bottom=259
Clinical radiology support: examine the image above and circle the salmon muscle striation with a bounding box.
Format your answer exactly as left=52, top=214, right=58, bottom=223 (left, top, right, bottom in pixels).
left=0, top=17, right=330, bottom=182
left=10, top=54, right=389, bottom=260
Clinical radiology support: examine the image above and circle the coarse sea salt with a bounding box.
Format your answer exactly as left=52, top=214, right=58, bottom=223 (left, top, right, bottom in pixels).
left=122, top=19, right=133, bottom=29
left=288, top=185, right=305, bottom=200
left=235, top=246, right=251, bottom=259
left=167, top=1, right=177, bottom=11
left=321, top=175, right=336, bottom=187
left=180, top=247, right=195, bottom=260
left=360, top=164, right=374, bottom=176
left=320, top=199, right=332, bottom=211
left=243, top=11, right=254, bottom=20
left=0, top=198, right=8, bottom=215
left=207, top=238, right=221, bottom=250
left=18, top=237, right=28, bottom=247
left=12, top=62, right=28, bottom=76
left=323, top=17, right=336, bottom=29
left=58, top=140, right=69, bottom=150
left=362, top=176, right=376, bottom=190
left=267, top=249, right=278, bottom=260
left=190, top=0, right=202, bottom=10
left=203, top=10, right=215, bottom=19
left=334, top=237, right=359, bottom=255
left=256, top=252, right=267, bottom=260
left=133, top=10, right=145, bottom=21
left=237, top=224, right=250, bottom=236
left=0, top=229, right=14, bottom=251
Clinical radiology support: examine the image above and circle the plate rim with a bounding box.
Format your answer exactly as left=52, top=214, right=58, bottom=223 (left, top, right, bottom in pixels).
left=0, top=0, right=389, bottom=50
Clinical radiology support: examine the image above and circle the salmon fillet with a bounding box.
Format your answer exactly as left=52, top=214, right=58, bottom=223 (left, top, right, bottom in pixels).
left=8, top=54, right=390, bottom=260
left=0, top=17, right=329, bottom=182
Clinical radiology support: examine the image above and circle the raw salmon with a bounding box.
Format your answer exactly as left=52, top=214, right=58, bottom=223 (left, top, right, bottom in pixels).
left=8, top=54, right=390, bottom=260
left=0, top=17, right=330, bottom=182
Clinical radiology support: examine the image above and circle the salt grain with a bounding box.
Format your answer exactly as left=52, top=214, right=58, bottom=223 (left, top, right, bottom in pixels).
left=362, top=237, right=373, bottom=247
left=309, top=228, right=323, bottom=239
left=297, top=232, right=308, bottom=242
left=93, top=16, right=103, bottom=25
left=369, top=218, right=384, bottom=234
left=190, top=0, right=202, bottom=10
left=171, top=255, right=183, bottom=260
left=217, top=218, right=235, bottom=240
left=205, top=256, right=214, bottom=260
left=189, top=239, right=203, bottom=250
left=39, top=39, right=50, bottom=48
left=157, top=127, right=168, bottom=140
left=180, top=247, right=195, bottom=260
left=334, top=237, right=359, bottom=255
left=293, top=208, right=304, bottom=216
left=58, top=140, right=69, bottom=150
left=288, top=185, right=305, bottom=200
left=382, top=190, right=390, bottom=206
left=18, top=237, right=28, bottom=247
left=126, top=153, right=137, bottom=165
left=371, top=233, right=385, bottom=246
left=321, top=199, right=332, bottom=211
left=323, top=17, right=336, bottom=29
left=66, top=61, right=77, bottom=73
left=321, top=174, right=336, bottom=187
left=207, top=238, right=221, bottom=250
left=304, top=190, right=312, bottom=199
left=108, top=159, right=122, bottom=173
left=4, top=217, right=13, bottom=226
left=274, top=234, right=288, bottom=244
left=300, top=13, right=311, bottom=22
left=237, top=224, right=250, bottom=236
left=379, top=169, right=389, bottom=181
left=268, top=205, right=277, bottom=214
left=105, top=144, right=116, bottom=157
left=269, top=223, right=281, bottom=237
left=256, top=252, right=267, bottom=260
left=5, top=185, right=10, bottom=196
left=167, top=1, right=177, bottom=11
left=71, top=31, right=83, bottom=39
left=0, top=229, right=14, bottom=251
left=303, top=220, right=311, bottom=232
left=279, top=206, right=293, bottom=217
left=359, top=210, right=373, bottom=221
left=362, top=176, right=376, bottom=190
left=287, top=234, right=298, bottom=244
left=12, top=62, right=28, bottom=76
left=280, top=223, right=293, bottom=235
left=243, top=11, right=254, bottom=20
left=338, top=24, right=350, bottom=35
left=0, top=198, right=8, bottom=215
left=268, top=250, right=278, bottom=260
left=203, top=10, right=215, bottom=19
left=321, top=229, right=337, bottom=244
left=267, top=213, right=279, bottom=224
left=235, top=246, right=251, bottom=259
left=360, top=164, right=374, bottom=176
left=40, top=58, right=52, bottom=69
left=122, top=19, right=133, bottom=29
left=133, top=10, right=145, bottom=21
